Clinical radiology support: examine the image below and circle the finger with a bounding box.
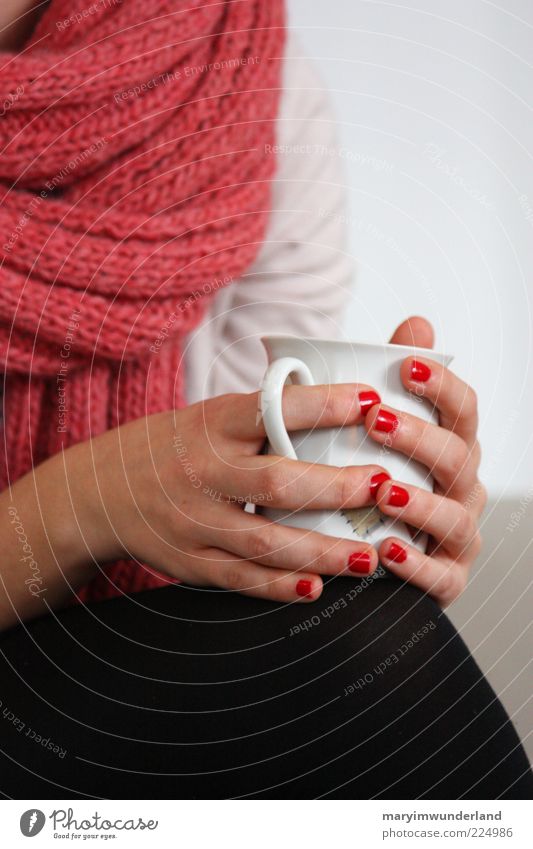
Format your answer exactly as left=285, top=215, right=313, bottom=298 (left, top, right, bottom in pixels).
left=400, top=356, right=478, bottom=447
left=378, top=537, right=467, bottom=607
left=200, top=547, right=324, bottom=603
left=374, top=479, right=482, bottom=561
left=221, top=382, right=381, bottom=441
left=208, top=511, right=379, bottom=578
left=365, top=403, right=478, bottom=498
left=389, top=316, right=434, bottom=348
left=459, top=474, right=488, bottom=520
left=208, top=456, right=390, bottom=511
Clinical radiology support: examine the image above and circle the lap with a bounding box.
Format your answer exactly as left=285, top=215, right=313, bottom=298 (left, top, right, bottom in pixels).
left=0, top=576, right=531, bottom=799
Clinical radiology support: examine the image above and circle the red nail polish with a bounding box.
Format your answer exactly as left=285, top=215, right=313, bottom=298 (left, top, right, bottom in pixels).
left=387, top=485, right=409, bottom=507
left=386, top=542, right=407, bottom=563
left=348, top=551, right=372, bottom=573
left=358, top=390, right=381, bottom=416
left=370, top=471, right=391, bottom=500
left=374, top=409, right=399, bottom=433
left=296, top=579, right=313, bottom=597
left=410, top=360, right=431, bottom=382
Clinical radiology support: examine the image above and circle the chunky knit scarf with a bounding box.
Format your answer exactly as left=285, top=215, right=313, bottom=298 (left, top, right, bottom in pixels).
left=0, top=0, right=285, bottom=601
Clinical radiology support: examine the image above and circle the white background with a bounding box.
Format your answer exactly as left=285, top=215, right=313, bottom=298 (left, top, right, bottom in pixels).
left=290, top=0, right=533, bottom=499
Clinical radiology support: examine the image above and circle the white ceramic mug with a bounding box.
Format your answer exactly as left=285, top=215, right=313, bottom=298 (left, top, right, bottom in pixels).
left=258, top=335, right=453, bottom=553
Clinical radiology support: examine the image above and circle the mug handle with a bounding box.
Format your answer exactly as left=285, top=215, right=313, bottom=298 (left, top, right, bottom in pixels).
left=260, top=357, right=315, bottom=460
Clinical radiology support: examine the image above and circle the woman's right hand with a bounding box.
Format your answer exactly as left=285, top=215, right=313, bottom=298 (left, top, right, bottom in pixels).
left=70, top=384, right=387, bottom=603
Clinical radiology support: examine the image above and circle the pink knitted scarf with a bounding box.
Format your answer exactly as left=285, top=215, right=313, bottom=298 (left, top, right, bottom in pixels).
left=0, top=0, right=285, bottom=601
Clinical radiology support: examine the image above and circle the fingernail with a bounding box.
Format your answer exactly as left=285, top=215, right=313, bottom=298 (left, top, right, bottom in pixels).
left=374, top=409, right=399, bottom=434
left=386, top=542, right=407, bottom=563
left=410, top=360, right=431, bottom=382
left=387, top=485, right=409, bottom=507
left=296, top=579, right=313, bottom=597
left=370, top=471, right=391, bottom=500
left=348, top=551, right=372, bottom=573
left=358, top=390, right=381, bottom=416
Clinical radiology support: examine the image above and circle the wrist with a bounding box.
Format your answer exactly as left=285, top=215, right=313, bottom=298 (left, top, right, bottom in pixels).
left=42, top=438, right=121, bottom=569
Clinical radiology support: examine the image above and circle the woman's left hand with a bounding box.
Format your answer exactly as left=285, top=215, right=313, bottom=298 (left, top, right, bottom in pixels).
left=366, top=316, right=487, bottom=607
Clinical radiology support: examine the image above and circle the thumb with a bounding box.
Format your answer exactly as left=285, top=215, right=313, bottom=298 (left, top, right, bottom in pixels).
left=389, top=315, right=434, bottom=349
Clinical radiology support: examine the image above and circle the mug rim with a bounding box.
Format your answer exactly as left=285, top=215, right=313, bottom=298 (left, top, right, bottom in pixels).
left=261, top=334, right=452, bottom=361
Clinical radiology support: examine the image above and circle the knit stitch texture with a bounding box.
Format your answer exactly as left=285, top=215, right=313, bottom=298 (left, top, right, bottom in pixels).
left=0, top=0, right=285, bottom=601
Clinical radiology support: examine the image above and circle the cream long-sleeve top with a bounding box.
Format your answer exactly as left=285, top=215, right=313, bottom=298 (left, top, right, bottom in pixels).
left=184, top=35, right=353, bottom=403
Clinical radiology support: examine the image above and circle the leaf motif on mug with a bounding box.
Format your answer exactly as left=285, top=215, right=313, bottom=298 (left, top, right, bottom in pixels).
left=407, top=522, right=422, bottom=542
left=342, top=505, right=385, bottom=537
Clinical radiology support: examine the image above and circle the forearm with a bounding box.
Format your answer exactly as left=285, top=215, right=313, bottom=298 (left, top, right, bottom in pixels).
left=0, top=446, right=100, bottom=631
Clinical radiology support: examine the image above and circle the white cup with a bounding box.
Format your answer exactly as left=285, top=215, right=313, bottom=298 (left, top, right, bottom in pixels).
left=258, top=335, right=453, bottom=553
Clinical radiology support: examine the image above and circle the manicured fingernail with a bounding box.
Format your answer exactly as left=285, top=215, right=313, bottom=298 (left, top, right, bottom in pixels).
left=410, top=360, right=431, bottom=382
left=386, top=542, right=407, bottom=563
left=358, top=390, right=381, bottom=416
left=387, top=485, right=409, bottom=507
left=374, top=409, right=399, bottom=433
left=296, top=579, right=313, bottom=597
left=348, top=551, right=372, bottom=573
left=370, top=471, right=391, bottom=500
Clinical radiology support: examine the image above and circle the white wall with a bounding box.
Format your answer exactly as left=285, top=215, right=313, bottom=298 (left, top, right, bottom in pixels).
left=290, top=0, right=533, bottom=499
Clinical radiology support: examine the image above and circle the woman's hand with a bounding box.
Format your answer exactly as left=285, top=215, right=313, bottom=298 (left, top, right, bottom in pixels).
left=366, top=316, right=487, bottom=607
left=70, top=383, right=388, bottom=604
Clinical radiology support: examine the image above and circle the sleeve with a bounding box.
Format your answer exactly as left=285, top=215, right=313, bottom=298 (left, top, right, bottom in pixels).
left=184, top=33, right=353, bottom=403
